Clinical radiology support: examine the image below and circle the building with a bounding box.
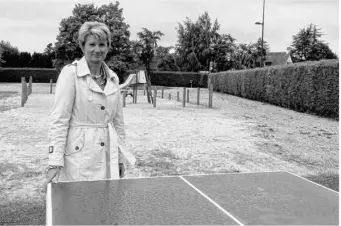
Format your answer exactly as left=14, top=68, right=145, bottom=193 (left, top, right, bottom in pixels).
left=264, top=52, right=293, bottom=66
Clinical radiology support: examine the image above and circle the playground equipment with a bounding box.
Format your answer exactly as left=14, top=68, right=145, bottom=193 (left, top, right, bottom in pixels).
left=121, top=70, right=148, bottom=103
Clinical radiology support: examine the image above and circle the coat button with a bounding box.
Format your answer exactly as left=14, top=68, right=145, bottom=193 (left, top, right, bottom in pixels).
left=75, top=146, right=79, bottom=150
left=101, top=106, right=105, bottom=110
left=100, top=142, right=104, bottom=146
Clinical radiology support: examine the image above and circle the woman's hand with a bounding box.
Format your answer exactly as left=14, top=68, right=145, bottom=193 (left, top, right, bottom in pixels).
left=42, top=168, right=61, bottom=193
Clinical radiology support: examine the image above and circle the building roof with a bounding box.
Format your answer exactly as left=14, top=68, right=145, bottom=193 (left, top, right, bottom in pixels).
left=265, top=52, right=292, bottom=65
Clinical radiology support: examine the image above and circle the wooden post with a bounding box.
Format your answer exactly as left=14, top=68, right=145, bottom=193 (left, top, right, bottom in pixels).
left=50, top=79, right=53, bottom=94
left=209, top=83, right=213, bottom=108
left=197, top=88, right=200, bottom=105
left=153, top=86, right=157, bottom=108
left=24, top=81, right=28, bottom=103
left=21, top=77, right=25, bottom=107
left=133, top=85, right=137, bottom=103
left=161, top=87, right=164, bottom=99
left=183, top=87, right=186, bottom=107
left=169, top=93, right=171, bottom=100
left=122, top=91, right=126, bottom=107
left=28, top=76, right=32, bottom=95
left=177, top=91, right=179, bottom=101
left=187, top=89, right=189, bottom=103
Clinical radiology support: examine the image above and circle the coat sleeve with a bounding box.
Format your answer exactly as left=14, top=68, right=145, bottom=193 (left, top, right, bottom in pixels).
left=47, top=65, right=76, bottom=167
left=112, top=86, right=126, bottom=164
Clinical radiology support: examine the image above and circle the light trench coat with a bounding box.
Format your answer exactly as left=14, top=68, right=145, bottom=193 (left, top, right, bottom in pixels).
left=47, top=56, right=136, bottom=182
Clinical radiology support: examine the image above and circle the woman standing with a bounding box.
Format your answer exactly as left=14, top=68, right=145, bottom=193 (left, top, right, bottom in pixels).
left=44, top=21, right=136, bottom=187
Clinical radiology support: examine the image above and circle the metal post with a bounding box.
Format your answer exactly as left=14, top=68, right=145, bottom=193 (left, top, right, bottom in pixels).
left=261, top=0, right=265, bottom=67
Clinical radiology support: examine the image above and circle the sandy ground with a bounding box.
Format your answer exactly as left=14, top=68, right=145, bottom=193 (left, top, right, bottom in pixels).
left=0, top=83, right=338, bottom=206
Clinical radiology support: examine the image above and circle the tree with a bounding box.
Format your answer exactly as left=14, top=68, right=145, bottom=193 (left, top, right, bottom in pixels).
left=155, top=46, right=179, bottom=71
left=289, top=24, right=337, bottom=62
left=17, top=52, right=32, bottom=67
left=54, top=2, right=133, bottom=75
left=42, top=43, right=55, bottom=68
left=28, top=52, right=51, bottom=68
left=255, top=38, right=270, bottom=67
left=133, top=28, right=164, bottom=103
left=175, top=12, right=221, bottom=72
left=0, top=46, right=4, bottom=67
left=0, top=41, right=20, bottom=67
left=209, top=34, right=235, bottom=71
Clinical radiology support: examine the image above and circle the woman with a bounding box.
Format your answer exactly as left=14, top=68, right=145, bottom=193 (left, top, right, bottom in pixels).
left=44, top=21, right=136, bottom=187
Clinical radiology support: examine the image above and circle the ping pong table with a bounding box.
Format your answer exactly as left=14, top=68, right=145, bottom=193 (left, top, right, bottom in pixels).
left=46, top=171, right=338, bottom=225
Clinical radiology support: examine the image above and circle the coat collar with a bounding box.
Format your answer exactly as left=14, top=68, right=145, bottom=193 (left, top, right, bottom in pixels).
left=74, top=56, right=119, bottom=84
left=74, top=56, right=120, bottom=96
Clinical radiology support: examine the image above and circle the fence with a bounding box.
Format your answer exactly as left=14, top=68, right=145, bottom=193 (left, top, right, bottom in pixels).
left=20, top=77, right=54, bottom=107
left=121, top=85, right=214, bottom=109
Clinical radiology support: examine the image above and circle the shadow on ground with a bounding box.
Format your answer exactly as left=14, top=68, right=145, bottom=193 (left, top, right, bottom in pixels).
left=303, top=172, right=339, bottom=192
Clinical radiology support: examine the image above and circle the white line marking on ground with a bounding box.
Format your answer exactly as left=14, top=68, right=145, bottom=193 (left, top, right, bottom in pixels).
left=179, top=176, right=245, bottom=226
left=284, top=171, right=339, bottom=195
left=46, top=183, right=52, bottom=226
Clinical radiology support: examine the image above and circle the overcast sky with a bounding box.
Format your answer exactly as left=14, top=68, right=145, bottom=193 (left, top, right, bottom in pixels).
left=0, top=0, right=339, bottom=55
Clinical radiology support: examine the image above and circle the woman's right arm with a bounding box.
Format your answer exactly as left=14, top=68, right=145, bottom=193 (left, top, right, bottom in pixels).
left=47, top=65, right=76, bottom=169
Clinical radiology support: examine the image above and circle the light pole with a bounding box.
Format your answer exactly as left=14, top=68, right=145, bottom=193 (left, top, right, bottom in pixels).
left=255, top=0, right=265, bottom=67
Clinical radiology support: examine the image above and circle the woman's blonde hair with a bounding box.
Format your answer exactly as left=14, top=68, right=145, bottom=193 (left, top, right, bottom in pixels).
left=78, top=21, right=111, bottom=49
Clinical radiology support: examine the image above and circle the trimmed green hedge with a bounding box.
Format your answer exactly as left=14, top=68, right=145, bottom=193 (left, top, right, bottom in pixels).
left=211, top=60, right=339, bottom=119
left=0, top=68, right=59, bottom=83
left=150, top=71, right=208, bottom=88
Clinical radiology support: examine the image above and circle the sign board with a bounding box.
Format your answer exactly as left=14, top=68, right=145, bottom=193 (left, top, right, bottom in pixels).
left=137, top=71, right=147, bottom=84
left=130, top=70, right=147, bottom=84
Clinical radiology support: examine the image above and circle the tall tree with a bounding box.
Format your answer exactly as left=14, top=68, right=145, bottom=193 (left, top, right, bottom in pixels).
left=54, top=2, right=133, bottom=76
left=17, top=52, right=32, bottom=67
left=28, top=52, right=51, bottom=68
left=255, top=38, right=270, bottom=67
left=156, top=46, right=180, bottom=71
left=133, top=28, right=164, bottom=103
left=0, top=46, right=4, bottom=67
left=209, top=34, right=235, bottom=71
left=0, top=41, right=20, bottom=67
left=175, top=11, right=221, bottom=72
left=289, top=23, right=337, bottom=62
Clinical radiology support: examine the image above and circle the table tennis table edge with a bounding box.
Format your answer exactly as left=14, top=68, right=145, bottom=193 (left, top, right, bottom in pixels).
left=45, top=170, right=338, bottom=226
left=46, top=183, right=52, bottom=226
left=45, top=170, right=284, bottom=185
left=284, top=171, right=339, bottom=195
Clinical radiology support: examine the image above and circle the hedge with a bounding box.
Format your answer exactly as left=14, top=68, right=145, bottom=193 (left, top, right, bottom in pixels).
left=211, top=59, right=339, bottom=119
left=0, top=68, right=59, bottom=83
left=150, top=71, right=208, bottom=88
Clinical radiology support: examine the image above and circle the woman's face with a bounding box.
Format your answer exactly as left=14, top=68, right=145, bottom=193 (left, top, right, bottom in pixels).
left=82, top=35, right=109, bottom=64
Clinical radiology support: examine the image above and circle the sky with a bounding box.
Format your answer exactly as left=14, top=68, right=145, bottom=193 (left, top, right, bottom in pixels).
left=0, top=0, right=339, bottom=55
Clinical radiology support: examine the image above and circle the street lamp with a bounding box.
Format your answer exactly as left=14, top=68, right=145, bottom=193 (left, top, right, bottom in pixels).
left=255, top=0, right=265, bottom=67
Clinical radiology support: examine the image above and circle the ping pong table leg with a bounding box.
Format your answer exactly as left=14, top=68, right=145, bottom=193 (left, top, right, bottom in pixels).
left=46, top=183, right=52, bottom=226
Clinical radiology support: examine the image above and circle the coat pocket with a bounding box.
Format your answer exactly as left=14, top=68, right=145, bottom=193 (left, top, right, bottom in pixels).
left=65, top=129, right=85, bottom=156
